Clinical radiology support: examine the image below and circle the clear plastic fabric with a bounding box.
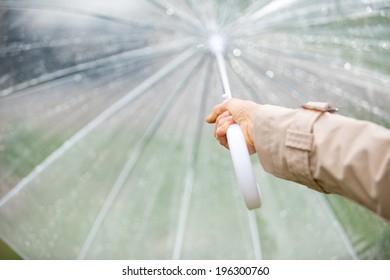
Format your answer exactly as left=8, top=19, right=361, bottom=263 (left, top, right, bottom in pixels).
left=0, top=0, right=389, bottom=259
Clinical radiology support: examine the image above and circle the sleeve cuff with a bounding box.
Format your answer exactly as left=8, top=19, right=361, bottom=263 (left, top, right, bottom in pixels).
left=253, top=104, right=326, bottom=193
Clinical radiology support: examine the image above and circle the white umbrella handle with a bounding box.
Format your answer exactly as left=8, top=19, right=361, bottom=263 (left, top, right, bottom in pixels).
left=226, top=124, right=262, bottom=210
left=210, top=41, right=261, bottom=210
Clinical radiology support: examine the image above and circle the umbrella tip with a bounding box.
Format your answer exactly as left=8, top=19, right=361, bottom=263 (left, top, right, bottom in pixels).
left=208, top=33, right=225, bottom=54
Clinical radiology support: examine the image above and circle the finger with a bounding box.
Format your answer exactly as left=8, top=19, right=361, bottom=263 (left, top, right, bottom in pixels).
left=215, top=116, right=234, bottom=138
left=215, top=111, right=231, bottom=127
left=216, top=119, right=233, bottom=150
left=219, top=135, right=229, bottom=149
left=205, top=101, right=229, bottom=123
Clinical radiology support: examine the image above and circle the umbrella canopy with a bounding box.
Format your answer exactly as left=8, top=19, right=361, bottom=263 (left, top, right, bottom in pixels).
left=0, top=0, right=390, bottom=259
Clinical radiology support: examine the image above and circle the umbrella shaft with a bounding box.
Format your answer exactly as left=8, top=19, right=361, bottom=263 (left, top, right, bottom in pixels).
left=215, top=51, right=232, bottom=99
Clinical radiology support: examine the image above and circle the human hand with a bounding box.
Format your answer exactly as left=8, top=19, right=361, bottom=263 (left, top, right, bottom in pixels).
left=205, top=98, right=261, bottom=154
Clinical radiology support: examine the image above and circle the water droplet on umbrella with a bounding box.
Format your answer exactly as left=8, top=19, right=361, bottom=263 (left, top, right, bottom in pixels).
left=233, top=49, right=241, bottom=57
left=266, top=70, right=274, bottom=78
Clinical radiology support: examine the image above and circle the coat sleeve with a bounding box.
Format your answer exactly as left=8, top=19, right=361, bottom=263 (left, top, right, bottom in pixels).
left=253, top=104, right=390, bottom=222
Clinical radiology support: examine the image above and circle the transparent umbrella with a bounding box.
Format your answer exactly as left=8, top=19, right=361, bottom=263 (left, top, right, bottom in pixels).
left=0, top=0, right=390, bottom=260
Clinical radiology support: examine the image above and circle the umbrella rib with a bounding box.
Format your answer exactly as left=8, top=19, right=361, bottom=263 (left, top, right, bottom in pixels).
left=230, top=0, right=333, bottom=35
left=145, top=0, right=204, bottom=34
left=227, top=0, right=272, bottom=28
left=239, top=43, right=389, bottom=121
left=234, top=38, right=327, bottom=63
left=0, top=34, right=148, bottom=56
left=237, top=39, right=390, bottom=121
left=171, top=160, right=194, bottom=260
left=246, top=0, right=299, bottom=23
left=184, top=0, right=208, bottom=31
left=239, top=53, right=309, bottom=104
left=216, top=0, right=244, bottom=35
left=316, top=194, right=359, bottom=259
left=232, top=6, right=387, bottom=38
left=172, top=58, right=211, bottom=260
left=226, top=54, right=264, bottom=103
left=0, top=73, right=117, bottom=180
left=0, top=48, right=197, bottom=209
left=0, top=0, right=176, bottom=33
left=0, top=38, right=196, bottom=98
left=0, top=62, right=152, bottom=184
left=77, top=53, right=204, bottom=259
left=247, top=211, right=263, bottom=260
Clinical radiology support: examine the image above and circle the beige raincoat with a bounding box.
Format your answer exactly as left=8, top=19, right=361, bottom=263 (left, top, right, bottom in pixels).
left=253, top=103, right=390, bottom=222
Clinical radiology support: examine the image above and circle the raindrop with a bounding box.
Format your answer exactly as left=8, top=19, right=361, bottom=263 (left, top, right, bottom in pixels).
left=232, top=48, right=242, bottom=57
left=23, top=44, right=31, bottom=51
left=166, top=7, right=174, bottom=16
left=380, top=41, right=389, bottom=50
left=279, top=209, right=288, bottom=218
left=266, top=70, right=274, bottom=79
left=316, top=41, right=323, bottom=49
left=74, top=74, right=83, bottom=82
left=331, top=36, right=341, bottom=45
left=344, top=63, right=351, bottom=70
